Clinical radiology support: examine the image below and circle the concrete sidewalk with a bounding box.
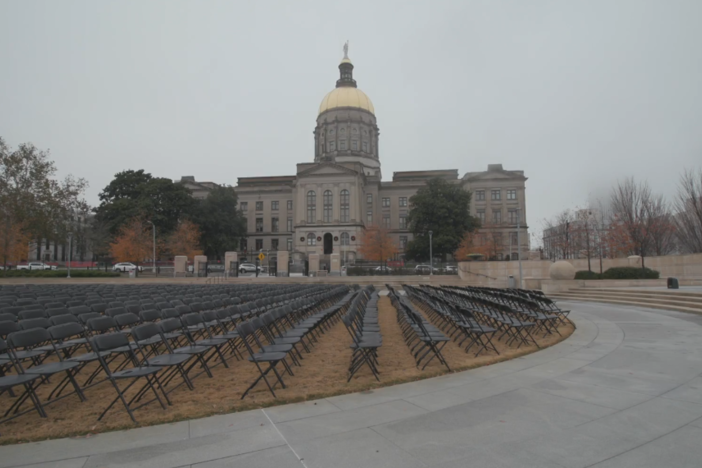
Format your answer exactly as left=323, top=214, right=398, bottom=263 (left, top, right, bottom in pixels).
left=2, top=301, right=702, bottom=468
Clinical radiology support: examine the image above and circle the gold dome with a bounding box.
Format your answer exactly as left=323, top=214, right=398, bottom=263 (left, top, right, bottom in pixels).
left=318, top=87, right=375, bottom=115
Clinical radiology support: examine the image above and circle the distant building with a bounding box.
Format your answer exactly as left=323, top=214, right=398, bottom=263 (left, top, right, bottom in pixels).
left=176, top=176, right=220, bottom=199
left=230, top=50, right=529, bottom=265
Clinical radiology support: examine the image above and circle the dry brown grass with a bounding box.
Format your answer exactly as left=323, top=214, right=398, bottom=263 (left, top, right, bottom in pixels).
left=0, top=296, right=573, bottom=445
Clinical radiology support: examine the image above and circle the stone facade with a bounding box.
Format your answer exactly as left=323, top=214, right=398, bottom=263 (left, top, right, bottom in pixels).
left=198, top=52, right=529, bottom=266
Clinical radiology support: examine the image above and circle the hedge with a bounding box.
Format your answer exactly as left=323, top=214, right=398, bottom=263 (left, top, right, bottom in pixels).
left=602, top=266, right=659, bottom=279
left=574, top=270, right=603, bottom=280
left=0, top=270, right=120, bottom=278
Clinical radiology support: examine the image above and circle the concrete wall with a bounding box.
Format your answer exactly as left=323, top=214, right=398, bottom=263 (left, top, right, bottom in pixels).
left=459, top=252, right=702, bottom=286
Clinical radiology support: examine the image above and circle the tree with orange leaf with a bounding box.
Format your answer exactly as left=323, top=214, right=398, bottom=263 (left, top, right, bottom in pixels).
left=109, top=218, right=153, bottom=263
left=358, top=226, right=398, bottom=263
left=0, top=219, right=31, bottom=267
left=166, top=219, right=203, bottom=261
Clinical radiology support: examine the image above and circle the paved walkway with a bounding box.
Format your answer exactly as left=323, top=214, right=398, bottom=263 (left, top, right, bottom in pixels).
left=3, top=301, right=702, bottom=468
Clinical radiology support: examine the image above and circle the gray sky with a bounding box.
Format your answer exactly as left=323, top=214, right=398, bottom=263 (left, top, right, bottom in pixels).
left=1, top=0, right=701, bottom=241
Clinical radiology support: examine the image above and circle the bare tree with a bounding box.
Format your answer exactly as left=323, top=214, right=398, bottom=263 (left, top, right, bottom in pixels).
left=609, top=178, right=675, bottom=268
left=542, top=209, right=575, bottom=260
left=673, top=168, right=702, bottom=253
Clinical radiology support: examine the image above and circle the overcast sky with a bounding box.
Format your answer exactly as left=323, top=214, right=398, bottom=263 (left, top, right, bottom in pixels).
left=1, top=0, right=701, bottom=242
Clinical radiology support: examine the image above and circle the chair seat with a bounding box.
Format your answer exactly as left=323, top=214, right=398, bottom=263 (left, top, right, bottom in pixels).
left=27, top=360, right=81, bottom=375
left=195, top=338, right=228, bottom=346
left=68, top=351, right=110, bottom=362
left=112, top=366, right=161, bottom=379
left=261, top=344, right=293, bottom=353
left=173, top=345, right=211, bottom=355
left=0, top=373, right=39, bottom=389
left=248, top=352, right=287, bottom=362
left=0, top=349, right=44, bottom=360
left=146, top=354, right=192, bottom=366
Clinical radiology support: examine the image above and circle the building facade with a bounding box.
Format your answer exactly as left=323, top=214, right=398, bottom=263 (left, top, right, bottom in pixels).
left=218, top=50, right=529, bottom=266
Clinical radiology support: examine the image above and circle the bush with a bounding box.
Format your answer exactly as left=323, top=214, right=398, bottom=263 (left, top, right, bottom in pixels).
left=575, top=270, right=603, bottom=280
left=601, top=266, right=660, bottom=280
left=0, top=270, right=120, bottom=278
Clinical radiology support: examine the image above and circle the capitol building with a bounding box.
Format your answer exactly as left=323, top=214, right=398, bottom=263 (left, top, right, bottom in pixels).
left=185, top=48, right=529, bottom=267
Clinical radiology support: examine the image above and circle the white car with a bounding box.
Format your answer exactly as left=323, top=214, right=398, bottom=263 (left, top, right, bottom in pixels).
left=16, top=262, right=57, bottom=271
left=415, top=264, right=439, bottom=274
left=113, top=262, right=143, bottom=273
left=445, top=265, right=458, bottom=273
left=239, top=263, right=261, bottom=274
left=373, top=266, right=393, bottom=273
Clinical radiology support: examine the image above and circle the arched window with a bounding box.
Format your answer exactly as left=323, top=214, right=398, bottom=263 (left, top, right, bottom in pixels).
left=340, top=128, right=346, bottom=134
left=307, top=233, right=316, bottom=246
left=340, top=232, right=350, bottom=246
left=307, top=191, right=316, bottom=223
left=340, top=189, right=350, bottom=223
left=323, top=190, right=333, bottom=223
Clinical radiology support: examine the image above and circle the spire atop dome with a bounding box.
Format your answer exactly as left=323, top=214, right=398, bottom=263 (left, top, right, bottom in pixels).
left=336, top=41, right=356, bottom=88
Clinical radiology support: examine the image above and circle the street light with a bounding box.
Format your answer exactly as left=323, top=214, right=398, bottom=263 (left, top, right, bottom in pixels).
left=516, top=209, right=523, bottom=288
left=146, top=221, right=156, bottom=275
left=428, top=230, right=433, bottom=276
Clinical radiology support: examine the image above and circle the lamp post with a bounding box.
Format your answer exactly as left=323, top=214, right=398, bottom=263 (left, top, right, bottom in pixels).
left=516, top=209, right=523, bottom=289
left=67, top=233, right=72, bottom=279
left=146, top=221, right=156, bottom=275
left=428, top=230, right=433, bottom=276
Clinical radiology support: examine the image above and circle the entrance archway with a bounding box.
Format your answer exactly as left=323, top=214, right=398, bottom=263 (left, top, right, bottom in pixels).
left=323, top=233, right=333, bottom=255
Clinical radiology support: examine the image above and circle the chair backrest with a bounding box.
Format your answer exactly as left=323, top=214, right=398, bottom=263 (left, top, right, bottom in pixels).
left=0, top=313, right=17, bottom=323
left=91, top=303, right=108, bottom=314
left=181, top=313, right=203, bottom=326
left=69, top=305, right=92, bottom=316
left=176, top=305, right=192, bottom=316
left=8, top=327, right=51, bottom=349
left=159, top=318, right=182, bottom=333
left=50, top=314, right=80, bottom=326
left=115, top=313, right=139, bottom=329
left=0, top=320, right=20, bottom=338
left=132, top=322, right=161, bottom=342
left=87, top=316, right=117, bottom=333
left=139, top=310, right=161, bottom=322
left=106, top=307, right=128, bottom=318
left=78, top=312, right=102, bottom=325
left=47, top=307, right=70, bottom=318
left=160, top=308, right=179, bottom=319
left=18, top=309, right=47, bottom=320
left=49, top=322, right=85, bottom=341
left=90, top=332, right=129, bottom=352
left=19, top=317, right=51, bottom=330
left=126, top=304, right=142, bottom=314
left=0, top=306, right=22, bottom=316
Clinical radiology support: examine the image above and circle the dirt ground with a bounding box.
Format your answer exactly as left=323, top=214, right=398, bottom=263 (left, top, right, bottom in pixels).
left=0, top=296, right=574, bottom=444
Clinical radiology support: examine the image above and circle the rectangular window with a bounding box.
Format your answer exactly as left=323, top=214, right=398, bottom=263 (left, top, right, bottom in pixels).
left=271, top=239, right=279, bottom=250
left=271, top=201, right=279, bottom=210
left=255, top=201, right=263, bottom=211
left=399, top=236, right=408, bottom=249
left=475, top=190, right=485, bottom=201
left=240, top=238, right=247, bottom=251
left=240, top=202, right=248, bottom=212
left=307, top=191, right=316, bottom=223
left=494, top=233, right=503, bottom=246
left=287, top=200, right=293, bottom=210
left=351, top=140, right=358, bottom=150
left=492, top=210, right=502, bottom=223
left=271, top=217, right=279, bottom=232
left=366, top=194, right=372, bottom=206
left=339, top=140, right=347, bottom=150
left=507, top=189, right=517, bottom=200
left=477, top=210, right=485, bottom=223
left=366, top=211, right=373, bottom=224
left=329, top=140, right=336, bottom=151
left=383, top=215, right=390, bottom=228
left=382, top=197, right=390, bottom=207
left=510, top=232, right=519, bottom=246
left=255, top=239, right=263, bottom=251
left=508, top=209, right=518, bottom=224
left=287, top=238, right=293, bottom=251
left=399, top=197, right=408, bottom=207
left=287, top=217, right=293, bottom=232
left=491, top=190, right=501, bottom=201
left=340, top=190, right=350, bottom=222
left=362, top=141, right=368, bottom=152
left=255, top=218, right=263, bottom=232
left=399, top=215, right=408, bottom=230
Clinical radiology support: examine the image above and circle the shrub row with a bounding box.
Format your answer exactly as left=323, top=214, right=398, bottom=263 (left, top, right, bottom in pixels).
left=0, top=270, right=120, bottom=278
left=574, top=266, right=660, bottom=280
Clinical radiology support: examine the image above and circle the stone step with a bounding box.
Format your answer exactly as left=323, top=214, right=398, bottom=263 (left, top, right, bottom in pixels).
left=567, top=288, right=702, bottom=300
left=549, top=293, right=702, bottom=315
left=553, top=291, right=702, bottom=309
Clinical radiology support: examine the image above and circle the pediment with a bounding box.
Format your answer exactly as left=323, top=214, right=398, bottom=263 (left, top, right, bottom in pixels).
left=297, top=162, right=361, bottom=178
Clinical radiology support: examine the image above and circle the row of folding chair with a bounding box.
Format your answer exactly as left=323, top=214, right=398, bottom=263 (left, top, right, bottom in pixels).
left=341, top=286, right=382, bottom=382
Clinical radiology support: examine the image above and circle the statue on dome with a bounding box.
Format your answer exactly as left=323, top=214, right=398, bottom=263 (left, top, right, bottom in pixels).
left=343, top=41, right=349, bottom=59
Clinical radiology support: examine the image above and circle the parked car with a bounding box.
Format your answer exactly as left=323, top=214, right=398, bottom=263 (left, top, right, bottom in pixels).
left=239, top=263, right=261, bottom=274
left=16, top=262, right=57, bottom=271
left=414, top=264, right=439, bottom=274
left=373, top=266, right=393, bottom=273
left=112, top=262, right=143, bottom=273
left=445, top=265, right=458, bottom=273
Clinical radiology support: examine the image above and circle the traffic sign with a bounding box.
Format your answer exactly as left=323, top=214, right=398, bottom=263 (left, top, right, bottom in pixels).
left=258, top=253, right=265, bottom=261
